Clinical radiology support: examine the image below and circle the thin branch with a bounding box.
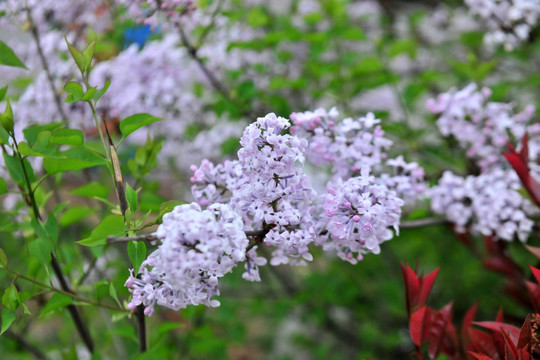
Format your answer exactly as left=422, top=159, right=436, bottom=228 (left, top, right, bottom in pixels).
left=400, top=218, right=450, bottom=229
left=5, top=330, right=48, bottom=360
left=7, top=267, right=126, bottom=312
left=177, top=25, right=234, bottom=103
left=136, top=306, right=147, bottom=352
left=24, top=7, right=68, bottom=124
left=107, top=234, right=158, bottom=244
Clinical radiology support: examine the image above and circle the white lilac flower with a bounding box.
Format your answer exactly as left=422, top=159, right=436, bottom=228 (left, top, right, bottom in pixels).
left=321, top=170, right=403, bottom=264
left=115, top=0, right=196, bottom=28
left=429, top=169, right=536, bottom=241
left=125, top=203, right=248, bottom=315
left=465, top=0, right=540, bottom=50
left=427, top=83, right=537, bottom=173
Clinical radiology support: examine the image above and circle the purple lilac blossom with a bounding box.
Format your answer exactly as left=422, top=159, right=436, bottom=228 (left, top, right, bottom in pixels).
left=427, top=83, right=538, bottom=173
left=465, top=0, right=540, bottom=50
left=429, top=169, right=536, bottom=241
left=125, top=203, right=248, bottom=316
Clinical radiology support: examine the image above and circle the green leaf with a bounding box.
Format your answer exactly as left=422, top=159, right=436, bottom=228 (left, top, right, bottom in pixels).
left=388, top=39, right=417, bottom=59
left=0, top=124, right=9, bottom=144
left=70, top=182, right=109, bottom=199
left=94, top=80, right=110, bottom=102
left=24, top=123, right=63, bottom=146
left=1, top=308, right=15, bottom=335
left=0, top=248, right=7, bottom=268
left=60, top=206, right=96, bottom=227
left=82, top=87, right=97, bottom=101
left=65, top=39, right=87, bottom=75
left=64, top=82, right=84, bottom=103
left=44, top=147, right=107, bottom=174
left=28, top=237, right=52, bottom=265
left=78, top=215, right=126, bottom=246
left=50, top=128, right=84, bottom=146
left=82, top=41, right=96, bottom=72
left=0, top=86, right=7, bottom=102
left=0, top=178, right=6, bottom=195
left=40, top=293, right=73, bottom=318
left=0, top=41, right=27, bottom=69
left=128, top=241, right=146, bottom=273
left=3, top=153, right=35, bottom=186
left=2, top=284, right=19, bottom=311
left=1, top=98, right=14, bottom=133
left=109, top=282, right=121, bottom=307
left=119, top=113, right=163, bottom=139
left=126, top=183, right=138, bottom=212
left=156, top=200, right=186, bottom=224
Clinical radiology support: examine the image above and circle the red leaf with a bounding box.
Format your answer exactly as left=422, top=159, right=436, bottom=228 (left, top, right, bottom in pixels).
left=529, top=266, right=540, bottom=284
left=428, top=303, right=454, bottom=359
left=419, top=267, right=440, bottom=308
left=410, top=306, right=431, bottom=346
left=474, top=321, right=520, bottom=344
left=517, top=315, right=532, bottom=352
left=525, top=281, right=540, bottom=313
left=468, top=352, right=494, bottom=360
left=401, top=262, right=420, bottom=315
left=462, top=304, right=478, bottom=346
left=501, top=330, right=518, bottom=360
left=496, top=308, right=504, bottom=323
left=467, top=328, right=500, bottom=358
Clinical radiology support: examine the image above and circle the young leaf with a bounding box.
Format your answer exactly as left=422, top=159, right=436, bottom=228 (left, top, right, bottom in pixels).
left=50, top=128, right=84, bottom=146
left=44, top=147, right=107, bottom=174
left=28, top=237, right=52, bottom=265
left=78, top=215, right=126, bottom=246
left=109, top=282, right=122, bottom=308
left=70, top=182, right=109, bottom=199
left=119, top=113, right=163, bottom=139
left=0, top=308, right=15, bottom=335
left=2, top=284, right=19, bottom=311
left=156, top=200, right=186, bottom=224
left=0, top=86, right=7, bottom=102
left=94, top=80, right=110, bottom=102
left=60, top=206, right=96, bottom=227
left=0, top=178, right=6, bottom=195
left=0, top=248, right=7, bottom=268
left=0, top=98, right=14, bottom=133
left=128, top=241, right=146, bottom=274
left=40, top=293, right=73, bottom=318
left=126, top=183, right=138, bottom=212
left=65, top=39, right=87, bottom=75
left=82, top=41, right=96, bottom=73
left=64, top=82, right=84, bottom=103
left=0, top=41, right=27, bottom=69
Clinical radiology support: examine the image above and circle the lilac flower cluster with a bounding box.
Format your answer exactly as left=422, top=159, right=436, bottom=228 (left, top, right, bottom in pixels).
left=115, top=0, right=196, bottom=27
left=290, top=108, right=426, bottom=201
left=184, top=110, right=425, bottom=291
left=465, top=0, right=540, bottom=50
left=427, top=83, right=538, bottom=173
left=322, top=171, right=403, bottom=264
left=429, top=169, right=536, bottom=241
left=125, top=203, right=247, bottom=316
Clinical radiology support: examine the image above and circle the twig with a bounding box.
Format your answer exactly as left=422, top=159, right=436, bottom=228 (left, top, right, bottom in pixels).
left=24, top=6, right=68, bottom=124
left=5, top=330, right=48, bottom=360
left=400, top=218, right=450, bottom=229
left=107, top=234, right=157, bottom=244
left=178, top=25, right=233, bottom=103
left=6, top=266, right=126, bottom=312
left=136, top=305, right=147, bottom=352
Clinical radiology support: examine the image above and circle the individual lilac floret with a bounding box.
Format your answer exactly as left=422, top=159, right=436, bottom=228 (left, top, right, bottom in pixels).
left=427, top=83, right=537, bottom=173
left=234, top=113, right=315, bottom=266
left=322, top=169, right=404, bottom=264
left=125, top=203, right=248, bottom=316
left=291, top=108, right=393, bottom=179
left=190, top=159, right=245, bottom=207
left=429, top=169, right=536, bottom=241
